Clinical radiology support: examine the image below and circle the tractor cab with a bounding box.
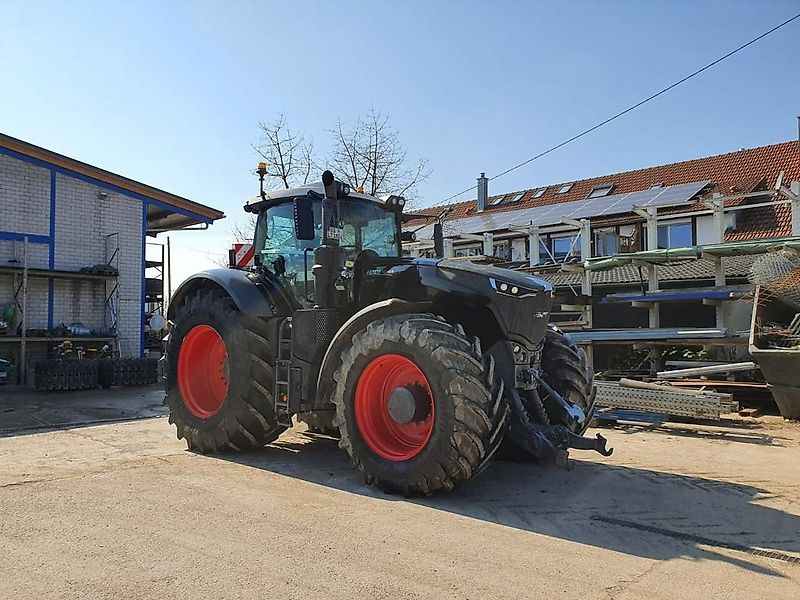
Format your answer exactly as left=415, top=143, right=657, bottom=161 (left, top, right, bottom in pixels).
left=248, top=186, right=405, bottom=308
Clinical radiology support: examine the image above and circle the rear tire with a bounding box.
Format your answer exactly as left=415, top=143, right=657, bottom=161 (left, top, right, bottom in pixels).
left=164, top=288, right=285, bottom=452
left=332, top=314, right=507, bottom=495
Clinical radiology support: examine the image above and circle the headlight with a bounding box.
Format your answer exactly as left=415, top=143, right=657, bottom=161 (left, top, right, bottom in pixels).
left=488, top=277, right=538, bottom=298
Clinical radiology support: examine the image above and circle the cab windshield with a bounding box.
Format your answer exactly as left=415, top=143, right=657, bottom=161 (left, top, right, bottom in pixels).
left=255, top=198, right=399, bottom=276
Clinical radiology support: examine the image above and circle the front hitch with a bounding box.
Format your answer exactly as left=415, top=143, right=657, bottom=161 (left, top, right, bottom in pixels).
left=564, top=429, right=613, bottom=457
left=535, top=374, right=586, bottom=426
left=506, top=388, right=613, bottom=466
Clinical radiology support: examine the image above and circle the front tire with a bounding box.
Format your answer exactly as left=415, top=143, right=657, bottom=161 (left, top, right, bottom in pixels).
left=165, top=288, right=285, bottom=452
left=332, top=314, right=507, bottom=495
left=541, top=326, right=596, bottom=434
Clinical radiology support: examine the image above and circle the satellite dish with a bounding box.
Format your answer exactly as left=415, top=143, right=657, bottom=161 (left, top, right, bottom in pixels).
left=149, top=314, right=166, bottom=331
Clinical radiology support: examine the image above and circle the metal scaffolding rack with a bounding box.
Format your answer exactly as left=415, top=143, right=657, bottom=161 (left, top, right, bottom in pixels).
left=0, top=235, right=120, bottom=384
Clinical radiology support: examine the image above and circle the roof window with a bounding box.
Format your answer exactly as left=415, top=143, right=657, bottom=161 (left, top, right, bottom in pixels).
left=533, top=187, right=547, bottom=198
left=489, top=195, right=504, bottom=206
left=509, top=192, right=524, bottom=203
left=587, top=184, right=614, bottom=198
left=556, top=183, right=573, bottom=194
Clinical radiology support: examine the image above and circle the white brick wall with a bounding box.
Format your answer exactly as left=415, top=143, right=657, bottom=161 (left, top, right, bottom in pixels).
left=1, top=152, right=145, bottom=359
left=0, top=153, right=50, bottom=235
left=0, top=240, right=48, bottom=269
left=54, top=174, right=143, bottom=357
left=0, top=155, right=53, bottom=340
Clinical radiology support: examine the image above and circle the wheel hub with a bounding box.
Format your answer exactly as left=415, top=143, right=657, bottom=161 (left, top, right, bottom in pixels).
left=354, top=354, right=435, bottom=461
left=387, top=386, right=430, bottom=424
left=177, top=324, right=229, bottom=419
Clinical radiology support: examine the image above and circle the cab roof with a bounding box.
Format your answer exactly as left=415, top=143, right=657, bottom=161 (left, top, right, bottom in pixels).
left=245, top=182, right=388, bottom=213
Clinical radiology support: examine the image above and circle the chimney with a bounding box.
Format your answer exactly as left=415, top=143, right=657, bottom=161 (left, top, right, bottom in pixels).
left=477, top=172, right=488, bottom=212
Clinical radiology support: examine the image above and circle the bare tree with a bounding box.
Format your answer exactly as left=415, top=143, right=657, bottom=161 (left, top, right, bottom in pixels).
left=330, top=109, right=430, bottom=204
left=206, top=215, right=256, bottom=267
left=229, top=215, right=256, bottom=244
left=254, top=113, right=316, bottom=189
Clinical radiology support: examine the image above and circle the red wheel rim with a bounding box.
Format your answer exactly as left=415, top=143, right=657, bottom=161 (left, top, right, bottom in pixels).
left=177, top=324, right=229, bottom=419
left=354, top=354, right=435, bottom=461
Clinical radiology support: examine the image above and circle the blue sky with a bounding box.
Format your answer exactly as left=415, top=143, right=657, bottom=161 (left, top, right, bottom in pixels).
left=3, top=1, right=799, bottom=284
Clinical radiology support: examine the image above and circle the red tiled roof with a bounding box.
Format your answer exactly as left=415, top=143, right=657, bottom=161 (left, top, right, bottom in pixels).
left=409, top=140, right=800, bottom=239
left=726, top=203, right=791, bottom=241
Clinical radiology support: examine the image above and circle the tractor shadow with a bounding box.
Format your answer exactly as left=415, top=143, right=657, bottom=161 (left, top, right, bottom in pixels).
left=217, top=430, right=800, bottom=577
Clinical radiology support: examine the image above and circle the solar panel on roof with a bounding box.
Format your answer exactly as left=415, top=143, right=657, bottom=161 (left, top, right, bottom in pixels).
left=492, top=180, right=708, bottom=231
left=406, top=180, right=710, bottom=241
left=593, top=197, right=628, bottom=215
left=623, top=189, right=659, bottom=204
left=640, top=181, right=709, bottom=207
left=569, top=198, right=616, bottom=219
left=490, top=211, right=519, bottom=230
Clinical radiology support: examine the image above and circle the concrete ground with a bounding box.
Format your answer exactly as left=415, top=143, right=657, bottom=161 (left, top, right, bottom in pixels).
left=1, top=387, right=799, bottom=599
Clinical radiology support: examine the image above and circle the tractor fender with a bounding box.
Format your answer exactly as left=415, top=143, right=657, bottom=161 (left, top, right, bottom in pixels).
left=168, top=268, right=290, bottom=320
left=414, top=258, right=553, bottom=350
left=313, top=298, right=431, bottom=409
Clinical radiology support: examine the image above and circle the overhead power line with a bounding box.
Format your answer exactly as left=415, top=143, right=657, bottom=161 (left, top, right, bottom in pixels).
left=439, top=11, right=800, bottom=205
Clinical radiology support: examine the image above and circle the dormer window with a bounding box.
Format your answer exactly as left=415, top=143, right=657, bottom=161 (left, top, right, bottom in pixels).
left=557, top=183, right=573, bottom=194
left=587, top=184, right=614, bottom=198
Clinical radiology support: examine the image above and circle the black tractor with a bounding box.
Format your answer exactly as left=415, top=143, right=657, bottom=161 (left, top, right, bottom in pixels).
left=165, top=169, right=611, bottom=495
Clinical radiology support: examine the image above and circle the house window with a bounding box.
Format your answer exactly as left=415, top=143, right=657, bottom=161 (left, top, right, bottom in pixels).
left=509, top=192, right=524, bottom=203
left=533, top=187, right=547, bottom=198
left=489, top=195, right=504, bottom=206
left=493, top=241, right=511, bottom=260
left=588, top=184, right=614, bottom=198
left=551, top=235, right=579, bottom=259
left=593, top=227, right=619, bottom=257
left=619, top=224, right=641, bottom=253
left=657, top=220, right=693, bottom=249
left=557, top=183, right=573, bottom=194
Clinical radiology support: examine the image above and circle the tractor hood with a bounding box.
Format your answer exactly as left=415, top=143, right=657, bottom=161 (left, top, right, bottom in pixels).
left=433, top=259, right=553, bottom=294
left=411, top=258, right=554, bottom=348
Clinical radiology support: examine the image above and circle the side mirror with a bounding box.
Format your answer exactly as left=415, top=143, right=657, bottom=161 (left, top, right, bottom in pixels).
left=433, top=223, right=444, bottom=258
left=294, top=195, right=316, bottom=240
left=400, top=231, right=416, bottom=242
